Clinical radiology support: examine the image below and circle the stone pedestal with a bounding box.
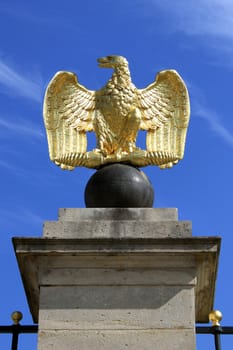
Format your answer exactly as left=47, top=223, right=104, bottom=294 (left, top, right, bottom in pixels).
left=13, top=208, right=220, bottom=350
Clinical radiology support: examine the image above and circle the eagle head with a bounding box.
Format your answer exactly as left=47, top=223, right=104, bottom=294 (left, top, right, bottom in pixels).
left=97, top=55, right=128, bottom=69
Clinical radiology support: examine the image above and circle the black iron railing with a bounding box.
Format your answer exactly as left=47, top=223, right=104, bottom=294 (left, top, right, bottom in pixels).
left=0, top=312, right=38, bottom=350
left=196, top=310, right=233, bottom=350
left=196, top=325, right=233, bottom=350
left=1, top=310, right=233, bottom=350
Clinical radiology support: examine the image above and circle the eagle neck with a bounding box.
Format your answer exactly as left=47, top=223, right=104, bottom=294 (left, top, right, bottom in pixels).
left=112, top=65, right=131, bottom=86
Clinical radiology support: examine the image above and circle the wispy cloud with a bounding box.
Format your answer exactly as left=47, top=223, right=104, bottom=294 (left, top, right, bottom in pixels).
left=0, top=158, right=60, bottom=187
left=0, top=4, right=78, bottom=32
left=0, top=5, right=47, bottom=24
left=0, top=116, right=44, bottom=139
left=153, top=0, right=233, bottom=38
left=0, top=207, right=44, bottom=228
left=186, top=80, right=233, bottom=147
left=192, top=100, right=233, bottom=148
left=0, top=159, right=16, bottom=170
left=0, top=59, right=43, bottom=102
left=0, top=159, right=33, bottom=178
left=143, top=0, right=233, bottom=59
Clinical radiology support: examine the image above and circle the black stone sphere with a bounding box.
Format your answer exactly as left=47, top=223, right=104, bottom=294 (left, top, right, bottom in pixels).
left=85, top=163, right=154, bottom=208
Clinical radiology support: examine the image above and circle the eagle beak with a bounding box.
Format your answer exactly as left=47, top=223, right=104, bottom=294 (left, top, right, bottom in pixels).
left=97, top=57, right=111, bottom=68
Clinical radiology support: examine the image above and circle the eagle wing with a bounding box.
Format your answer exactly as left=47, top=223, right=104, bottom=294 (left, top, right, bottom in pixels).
left=138, top=70, right=190, bottom=168
left=43, top=71, right=95, bottom=169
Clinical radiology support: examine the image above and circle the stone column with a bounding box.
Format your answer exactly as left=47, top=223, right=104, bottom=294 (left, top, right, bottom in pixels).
left=13, top=208, right=220, bottom=350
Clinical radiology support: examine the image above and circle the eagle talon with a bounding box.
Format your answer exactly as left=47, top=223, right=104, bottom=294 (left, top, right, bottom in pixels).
left=115, top=149, right=123, bottom=161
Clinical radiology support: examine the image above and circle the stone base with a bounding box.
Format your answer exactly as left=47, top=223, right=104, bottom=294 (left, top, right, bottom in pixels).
left=38, top=330, right=195, bottom=350
left=43, top=208, right=191, bottom=239
left=13, top=208, right=220, bottom=350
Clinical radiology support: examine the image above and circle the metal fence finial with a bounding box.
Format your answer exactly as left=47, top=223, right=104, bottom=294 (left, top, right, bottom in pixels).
left=11, top=311, right=23, bottom=325
left=209, top=310, right=223, bottom=327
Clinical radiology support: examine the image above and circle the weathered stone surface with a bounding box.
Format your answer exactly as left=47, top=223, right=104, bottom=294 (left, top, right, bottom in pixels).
left=38, top=329, right=196, bottom=350
left=58, top=208, right=178, bottom=221
left=13, top=236, right=220, bottom=323
left=39, top=285, right=195, bottom=330
left=43, top=208, right=189, bottom=239
left=43, top=220, right=192, bottom=238
left=40, top=267, right=196, bottom=286
left=12, top=208, right=221, bottom=350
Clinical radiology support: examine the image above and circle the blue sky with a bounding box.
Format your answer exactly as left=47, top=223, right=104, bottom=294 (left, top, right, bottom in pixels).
left=1, top=0, right=233, bottom=348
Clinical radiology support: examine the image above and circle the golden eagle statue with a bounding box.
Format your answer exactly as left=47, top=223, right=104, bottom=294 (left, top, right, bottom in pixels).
left=43, top=56, right=190, bottom=170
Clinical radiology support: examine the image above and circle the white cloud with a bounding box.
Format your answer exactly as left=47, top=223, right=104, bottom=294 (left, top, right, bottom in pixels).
left=0, top=117, right=44, bottom=139
left=0, top=59, right=43, bottom=102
